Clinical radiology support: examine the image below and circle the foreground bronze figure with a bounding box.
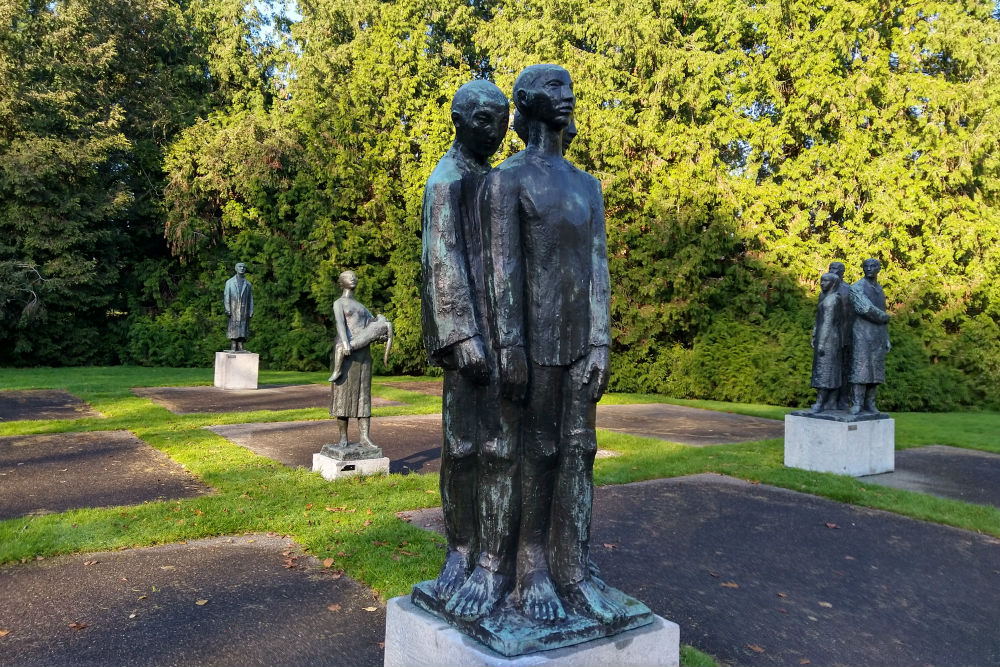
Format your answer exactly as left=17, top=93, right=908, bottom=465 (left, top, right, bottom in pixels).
left=810, top=272, right=845, bottom=412
left=849, top=258, right=890, bottom=414
left=329, top=270, right=392, bottom=450
left=223, top=262, right=253, bottom=352
left=414, top=66, right=651, bottom=656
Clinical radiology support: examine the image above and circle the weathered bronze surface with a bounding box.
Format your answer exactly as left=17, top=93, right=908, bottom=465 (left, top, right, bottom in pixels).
left=223, top=262, right=253, bottom=352
left=849, top=258, right=890, bottom=415
left=809, top=272, right=845, bottom=413
left=328, top=270, right=392, bottom=453
left=415, top=67, right=652, bottom=655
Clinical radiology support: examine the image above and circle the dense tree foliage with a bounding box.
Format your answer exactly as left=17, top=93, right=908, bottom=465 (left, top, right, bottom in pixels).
left=3, top=0, right=999, bottom=410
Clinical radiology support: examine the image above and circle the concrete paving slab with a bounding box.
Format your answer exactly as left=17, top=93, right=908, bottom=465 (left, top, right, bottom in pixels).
left=208, top=416, right=444, bottom=475
left=0, top=431, right=210, bottom=520
left=596, top=403, right=784, bottom=445
left=132, top=384, right=404, bottom=414
left=0, top=390, right=100, bottom=422
left=863, top=445, right=1000, bottom=507
left=0, top=535, right=385, bottom=667
left=377, top=380, right=443, bottom=397
left=403, top=474, right=1000, bottom=667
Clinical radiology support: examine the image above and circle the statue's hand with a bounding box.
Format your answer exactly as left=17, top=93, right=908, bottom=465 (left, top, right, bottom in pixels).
left=341, top=341, right=352, bottom=356
left=500, top=346, right=528, bottom=402
left=455, top=336, right=489, bottom=385
left=572, top=345, right=609, bottom=402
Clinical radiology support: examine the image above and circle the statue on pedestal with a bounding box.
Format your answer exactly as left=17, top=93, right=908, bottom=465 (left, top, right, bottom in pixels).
left=413, top=66, right=652, bottom=657
left=223, top=262, right=253, bottom=352
left=809, top=272, right=845, bottom=413
left=826, top=261, right=854, bottom=410
left=849, top=258, right=890, bottom=414
left=328, top=270, right=392, bottom=453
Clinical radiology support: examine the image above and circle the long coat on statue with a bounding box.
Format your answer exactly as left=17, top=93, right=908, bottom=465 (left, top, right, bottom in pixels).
left=224, top=275, right=253, bottom=340
left=849, top=278, right=889, bottom=384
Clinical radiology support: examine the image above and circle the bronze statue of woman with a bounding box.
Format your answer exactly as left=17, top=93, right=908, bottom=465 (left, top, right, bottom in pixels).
left=329, top=270, right=392, bottom=449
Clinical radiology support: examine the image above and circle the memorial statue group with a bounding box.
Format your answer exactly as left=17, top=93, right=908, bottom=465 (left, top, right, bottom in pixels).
left=810, top=259, right=891, bottom=416
left=220, top=63, right=891, bottom=648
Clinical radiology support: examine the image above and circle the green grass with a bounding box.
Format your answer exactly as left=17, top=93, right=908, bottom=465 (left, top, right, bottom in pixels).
left=1, top=365, right=998, bottom=607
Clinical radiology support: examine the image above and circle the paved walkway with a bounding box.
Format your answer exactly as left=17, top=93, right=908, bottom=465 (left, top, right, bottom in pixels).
left=864, top=445, right=1000, bottom=507
left=0, top=390, right=100, bottom=422
left=596, top=403, right=783, bottom=445
left=132, top=385, right=404, bottom=414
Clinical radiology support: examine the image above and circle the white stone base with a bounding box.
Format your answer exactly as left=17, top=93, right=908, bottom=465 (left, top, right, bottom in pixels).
left=383, top=595, right=679, bottom=667
left=213, top=352, right=259, bottom=389
left=312, top=452, right=389, bottom=480
left=784, top=415, right=894, bottom=476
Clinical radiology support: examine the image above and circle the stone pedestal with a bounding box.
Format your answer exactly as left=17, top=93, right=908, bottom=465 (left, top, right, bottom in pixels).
left=213, top=352, right=259, bottom=390
left=384, top=595, right=679, bottom=667
left=312, top=442, right=389, bottom=480
left=784, top=412, right=894, bottom=476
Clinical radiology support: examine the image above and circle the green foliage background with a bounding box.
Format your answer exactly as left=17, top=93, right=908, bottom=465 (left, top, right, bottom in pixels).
left=2, top=0, right=999, bottom=411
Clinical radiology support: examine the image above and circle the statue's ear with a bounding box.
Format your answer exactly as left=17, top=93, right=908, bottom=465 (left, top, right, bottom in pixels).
left=515, top=88, right=531, bottom=112
left=451, top=110, right=464, bottom=128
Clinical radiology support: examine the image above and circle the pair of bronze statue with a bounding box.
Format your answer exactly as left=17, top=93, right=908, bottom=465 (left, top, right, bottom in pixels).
left=810, top=258, right=890, bottom=415
left=416, top=66, right=651, bottom=652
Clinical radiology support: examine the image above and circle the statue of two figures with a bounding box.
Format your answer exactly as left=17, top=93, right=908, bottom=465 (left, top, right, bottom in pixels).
left=325, top=270, right=393, bottom=458
left=415, top=66, right=653, bottom=656
left=809, top=259, right=890, bottom=417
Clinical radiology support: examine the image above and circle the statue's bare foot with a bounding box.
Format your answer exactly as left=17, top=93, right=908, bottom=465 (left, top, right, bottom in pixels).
left=518, top=569, right=566, bottom=622
left=587, top=558, right=606, bottom=590
left=433, top=549, right=469, bottom=602
left=562, top=579, right=627, bottom=625
left=444, top=565, right=510, bottom=621
left=359, top=436, right=377, bottom=449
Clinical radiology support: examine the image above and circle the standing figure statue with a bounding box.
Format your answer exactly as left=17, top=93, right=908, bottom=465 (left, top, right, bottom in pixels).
left=849, top=258, right=890, bottom=414
left=809, top=272, right=845, bottom=413
left=224, top=262, right=253, bottom=352
left=329, top=270, right=392, bottom=450
left=826, top=262, right=854, bottom=409
left=483, top=64, right=622, bottom=625
left=419, top=80, right=519, bottom=620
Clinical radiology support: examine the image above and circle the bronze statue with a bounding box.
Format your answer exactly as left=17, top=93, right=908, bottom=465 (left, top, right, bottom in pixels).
left=223, top=262, right=253, bottom=352
left=849, top=258, right=890, bottom=414
left=483, top=64, right=619, bottom=624
left=826, top=261, right=854, bottom=409
left=810, top=272, right=845, bottom=412
left=329, top=270, right=392, bottom=450
left=419, top=80, right=519, bottom=620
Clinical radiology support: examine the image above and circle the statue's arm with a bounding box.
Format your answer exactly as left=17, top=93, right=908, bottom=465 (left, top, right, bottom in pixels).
left=248, top=283, right=254, bottom=318
left=850, top=283, right=889, bottom=324
left=421, top=178, right=480, bottom=362
left=483, top=168, right=527, bottom=399
left=223, top=281, right=232, bottom=316
left=333, top=300, right=351, bottom=353
left=585, top=179, right=611, bottom=400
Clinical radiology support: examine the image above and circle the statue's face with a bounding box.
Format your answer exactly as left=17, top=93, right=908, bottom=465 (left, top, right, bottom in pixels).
left=235, top=263, right=246, bottom=274
left=455, top=97, right=509, bottom=160
left=828, top=263, right=845, bottom=279
left=820, top=274, right=837, bottom=292
left=520, top=68, right=575, bottom=129
left=862, top=260, right=880, bottom=279
left=340, top=271, right=358, bottom=290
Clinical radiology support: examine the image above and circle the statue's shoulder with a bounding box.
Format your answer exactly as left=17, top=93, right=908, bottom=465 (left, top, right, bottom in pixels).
left=426, top=154, right=463, bottom=192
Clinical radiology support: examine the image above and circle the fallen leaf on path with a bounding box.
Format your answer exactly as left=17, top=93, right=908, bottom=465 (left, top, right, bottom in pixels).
left=747, top=644, right=764, bottom=653
left=800, top=659, right=811, bottom=664
left=818, top=601, right=832, bottom=608
left=362, top=606, right=377, bottom=612
left=602, top=543, right=617, bottom=550
left=363, top=520, right=372, bottom=526
left=708, top=572, right=720, bottom=578
left=720, top=582, right=739, bottom=588
left=399, top=550, right=418, bottom=557
left=824, top=522, right=840, bottom=529
left=776, top=592, right=787, bottom=598
left=35, top=556, right=44, bottom=561
left=323, top=558, right=335, bottom=568
left=844, top=555, right=856, bottom=560
left=195, top=599, right=208, bottom=606
left=0, top=630, right=10, bottom=637
left=306, top=503, right=313, bottom=510
left=83, top=560, right=99, bottom=566
left=68, top=622, right=88, bottom=630
left=327, top=604, right=341, bottom=612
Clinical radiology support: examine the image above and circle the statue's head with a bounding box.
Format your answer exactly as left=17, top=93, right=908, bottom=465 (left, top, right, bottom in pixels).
left=820, top=272, right=840, bottom=293
left=828, top=261, right=845, bottom=279
left=451, top=80, right=509, bottom=160
left=862, top=258, right=881, bottom=278
left=235, top=262, right=246, bottom=274
left=513, top=64, right=575, bottom=130
left=338, top=270, right=358, bottom=290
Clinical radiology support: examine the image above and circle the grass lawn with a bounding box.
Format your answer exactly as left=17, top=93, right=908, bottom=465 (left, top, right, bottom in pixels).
left=1, top=366, right=998, bottom=665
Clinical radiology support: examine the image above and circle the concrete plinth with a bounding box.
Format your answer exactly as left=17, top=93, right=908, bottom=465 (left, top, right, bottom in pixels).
left=213, top=352, right=259, bottom=390
left=784, top=414, right=894, bottom=476
left=384, top=596, right=679, bottom=667
left=312, top=452, right=389, bottom=480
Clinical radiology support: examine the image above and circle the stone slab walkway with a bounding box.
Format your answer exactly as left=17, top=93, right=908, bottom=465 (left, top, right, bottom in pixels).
left=0, top=535, right=385, bottom=667
left=596, top=403, right=784, bottom=445
left=404, top=474, right=1000, bottom=667
left=863, top=445, right=1000, bottom=507
left=132, top=384, right=404, bottom=414
left=377, top=381, right=443, bottom=397
left=0, top=431, right=210, bottom=520
left=208, top=416, right=444, bottom=474
left=0, top=390, right=100, bottom=422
